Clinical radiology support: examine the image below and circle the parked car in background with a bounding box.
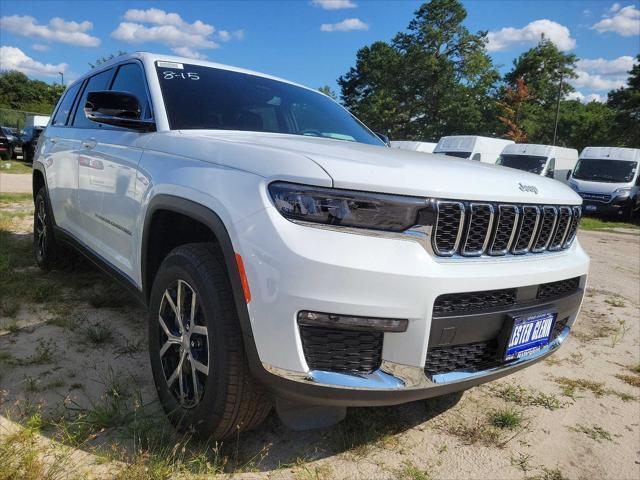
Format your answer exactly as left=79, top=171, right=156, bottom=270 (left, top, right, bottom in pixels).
left=390, top=140, right=437, bottom=153
left=0, top=126, right=19, bottom=159
left=434, top=135, right=514, bottom=164
left=21, top=126, right=44, bottom=163
left=498, top=144, right=578, bottom=184
left=569, top=146, right=640, bottom=220
left=33, top=52, right=589, bottom=439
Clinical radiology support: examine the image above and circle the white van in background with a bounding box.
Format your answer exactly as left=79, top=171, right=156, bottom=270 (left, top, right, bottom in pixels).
left=569, top=146, right=640, bottom=219
left=390, top=140, right=437, bottom=153
left=434, top=135, right=514, bottom=164
left=498, top=144, right=578, bottom=183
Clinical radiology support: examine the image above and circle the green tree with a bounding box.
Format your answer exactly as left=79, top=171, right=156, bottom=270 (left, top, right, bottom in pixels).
left=318, top=85, right=338, bottom=100
left=607, top=55, right=640, bottom=146
left=502, top=38, right=578, bottom=145
left=0, top=71, right=64, bottom=113
left=338, top=0, right=499, bottom=140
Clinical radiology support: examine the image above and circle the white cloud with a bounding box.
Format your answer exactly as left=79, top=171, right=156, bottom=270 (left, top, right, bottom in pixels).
left=32, top=44, right=50, bottom=52
left=320, top=18, right=368, bottom=32
left=0, top=15, right=100, bottom=47
left=0, top=46, right=67, bottom=77
left=486, top=19, right=576, bottom=52
left=218, top=29, right=245, bottom=42
left=570, top=55, right=637, bottom=93
left=576, top=56, right=636, bottom=75
left=311, top=0, right=357, bottom=10
left=171, top=46, right=207, bottom=60
left=112, top=8, right=244, bottom=54
left=592, top=5, right=640, bottom=36
left=609, top=3, right=622, bottom=13
left=566, top=91, right=606, bottom=103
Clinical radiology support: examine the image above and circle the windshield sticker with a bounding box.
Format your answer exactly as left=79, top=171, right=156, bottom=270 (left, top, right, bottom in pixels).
left=162, top=71, right=200, bottom=80
left=157, top=61, right=184, bottom=69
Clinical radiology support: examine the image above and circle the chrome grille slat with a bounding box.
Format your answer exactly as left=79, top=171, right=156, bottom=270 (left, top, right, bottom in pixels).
left=462, top=203, right=494, bottom=256
left=488, top=205, right=519, bottom=256
left=432, top=201, right=581, bottom=258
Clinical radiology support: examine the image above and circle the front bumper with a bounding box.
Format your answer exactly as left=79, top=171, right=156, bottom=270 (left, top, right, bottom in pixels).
left=234, top=206, right=589, bottom=405
left=581, top=195, right=635, bottom=215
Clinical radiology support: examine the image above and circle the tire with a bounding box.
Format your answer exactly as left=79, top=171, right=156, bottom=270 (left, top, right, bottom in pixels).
left=33, top=187, right=61, bottom=271
left=11, top=146, right=17, bottom=159
left=148, top=243, right=271, bottom=439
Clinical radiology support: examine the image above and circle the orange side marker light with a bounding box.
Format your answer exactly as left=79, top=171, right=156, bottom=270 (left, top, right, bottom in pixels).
left=235, top=253, right=251, bottom=304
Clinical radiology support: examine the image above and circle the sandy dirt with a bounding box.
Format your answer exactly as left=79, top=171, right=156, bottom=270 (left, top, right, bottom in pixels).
left=0, top=173, right=32, bottom=193
left=0, top=201, right=639, bottom=480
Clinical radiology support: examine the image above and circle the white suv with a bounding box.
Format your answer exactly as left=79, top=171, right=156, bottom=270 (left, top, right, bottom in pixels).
left=32, top=53, right=589, bottom=438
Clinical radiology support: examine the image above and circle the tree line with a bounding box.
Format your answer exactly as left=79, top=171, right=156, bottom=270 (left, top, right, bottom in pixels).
left=333, top=0, right=638, bottom=151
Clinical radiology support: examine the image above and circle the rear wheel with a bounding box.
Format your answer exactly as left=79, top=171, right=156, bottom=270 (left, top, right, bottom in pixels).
left=33, top=187, right=62, bottom=270
left=148, top=243, right=271, bottom=438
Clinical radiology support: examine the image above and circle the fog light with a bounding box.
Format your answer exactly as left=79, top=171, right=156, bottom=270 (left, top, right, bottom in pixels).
left=297, top=311, right=408, bottom=333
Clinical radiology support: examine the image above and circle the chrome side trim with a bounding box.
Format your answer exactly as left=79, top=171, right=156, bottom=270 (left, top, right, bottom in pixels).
left=262, top=327, right=570, bottom=392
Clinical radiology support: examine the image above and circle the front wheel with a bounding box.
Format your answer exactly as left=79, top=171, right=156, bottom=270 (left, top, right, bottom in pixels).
left=148, top=243, right=271, bottom=439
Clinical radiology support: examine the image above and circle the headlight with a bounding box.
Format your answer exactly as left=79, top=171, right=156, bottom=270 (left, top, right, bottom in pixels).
left=614, top=187, right=631, bottom=196
left=268, top=181, right=432, bottom=232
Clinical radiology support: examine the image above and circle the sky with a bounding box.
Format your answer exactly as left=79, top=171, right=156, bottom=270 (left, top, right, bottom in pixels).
left=0, top=0, right=638, bottom=103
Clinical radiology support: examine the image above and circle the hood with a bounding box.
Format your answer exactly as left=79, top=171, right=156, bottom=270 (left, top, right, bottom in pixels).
left=171, top=130, right=582, bottom=205
left=571, top=178, right=632, bottom=194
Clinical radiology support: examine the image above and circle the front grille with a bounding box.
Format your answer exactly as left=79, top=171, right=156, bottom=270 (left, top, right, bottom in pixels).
left=432, top=201, right=580, bottom=257
left=433, top=288, right=517, bottom=315
left=299, top=325, right=382, bottom=374
left=537, top=277, right=581, bottom=301
left=579, top=192, right=611, bottom=203
left=425, top=316, right=570, bottom=379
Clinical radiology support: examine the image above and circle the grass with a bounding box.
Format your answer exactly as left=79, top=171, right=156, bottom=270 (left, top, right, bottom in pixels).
left=615, top=373, right=640, bottom=388
left=554, top=376, right=636, bottom=402
left=569, top=424, right=613, bottom=443
left=25, top=339, right=56, bottom=365
left=0, top=159, right=32, bottom=174
left=492, top=384, right=564, bottom=410
left=580, top=216, right=639, bottom=231
left=511, top=452, right=534, bottom=474
left=488, top=407, right=525, bottom=430
left=397, top=461, right=431, bottom=480
left=82, top=323, right=114, bottom=345
left=0, top=192, right=32, bottom=204
left=604, top=296, right=626, bottom=307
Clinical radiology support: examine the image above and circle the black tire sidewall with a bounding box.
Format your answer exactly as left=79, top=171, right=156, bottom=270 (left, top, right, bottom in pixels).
left=33, top=187, right=56, bottom=270
left=148, top=247, right=235, bottom=434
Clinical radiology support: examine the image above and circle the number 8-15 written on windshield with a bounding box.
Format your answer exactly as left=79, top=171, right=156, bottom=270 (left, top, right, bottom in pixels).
left=162, top=71, right=200, bottom=80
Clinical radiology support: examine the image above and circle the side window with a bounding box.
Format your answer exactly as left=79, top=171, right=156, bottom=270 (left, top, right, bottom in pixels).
left=110, top=63, right=151, bottom=118
left=472, top=153, right=481, bottom=161
left=72, top=68, right=113, bottom=128
left=51, top=82, right=82, bottom=126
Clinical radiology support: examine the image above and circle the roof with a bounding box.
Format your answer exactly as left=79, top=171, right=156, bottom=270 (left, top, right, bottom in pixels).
left=580, top=146, right=640, bottom=162
left=502, top=144, right=578, bottom=157
left=435, top=135, right=513, bottom=152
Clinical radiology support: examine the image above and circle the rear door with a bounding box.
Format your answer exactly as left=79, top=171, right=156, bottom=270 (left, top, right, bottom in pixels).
left=75, top=61, right=153, bottom=280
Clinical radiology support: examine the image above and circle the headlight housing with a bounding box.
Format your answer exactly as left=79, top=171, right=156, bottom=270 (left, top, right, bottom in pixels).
left=614, top=187, right=632, bottom=196
left=268, top=181, right=432, bottom=232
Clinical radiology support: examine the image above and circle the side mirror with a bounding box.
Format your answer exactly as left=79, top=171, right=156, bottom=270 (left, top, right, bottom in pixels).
left=566, top=170, right=572, bottom=180
left=84, top=91, right=155, bottom=132
left=375, top=132, right=390, bottom=147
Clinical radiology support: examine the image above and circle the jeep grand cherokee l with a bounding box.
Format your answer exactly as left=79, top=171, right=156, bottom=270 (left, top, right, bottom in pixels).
left=32, top=53, right=589, bottom=438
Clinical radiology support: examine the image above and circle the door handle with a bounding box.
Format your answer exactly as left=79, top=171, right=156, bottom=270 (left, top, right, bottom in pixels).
left=82, top=138, right=97, bottom=149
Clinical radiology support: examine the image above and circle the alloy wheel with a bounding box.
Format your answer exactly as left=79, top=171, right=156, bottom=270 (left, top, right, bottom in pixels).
left=35, top=199, right=47, bottom=259
left=158, top=279, right=209, bottom=408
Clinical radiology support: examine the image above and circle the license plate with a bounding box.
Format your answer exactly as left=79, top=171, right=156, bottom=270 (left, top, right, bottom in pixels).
left=585, top=205, right=597, bottom=212
left=505, top=312, right=556, bottom=361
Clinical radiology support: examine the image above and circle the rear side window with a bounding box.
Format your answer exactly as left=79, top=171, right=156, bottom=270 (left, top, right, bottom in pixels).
left=110, top=63, right=151, bottom=118
left=51, top=82, right=82, bottom=126
left=72, top=68, right=113, bottom=128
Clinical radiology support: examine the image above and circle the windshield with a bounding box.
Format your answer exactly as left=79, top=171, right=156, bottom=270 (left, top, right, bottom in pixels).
left=440, top=151, right=471, bottom=159
left=156, top=62, right=384, bottom=146
left=497, top=154, right=548, bottom=174
left=572, top=158, right=638, bottom=183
